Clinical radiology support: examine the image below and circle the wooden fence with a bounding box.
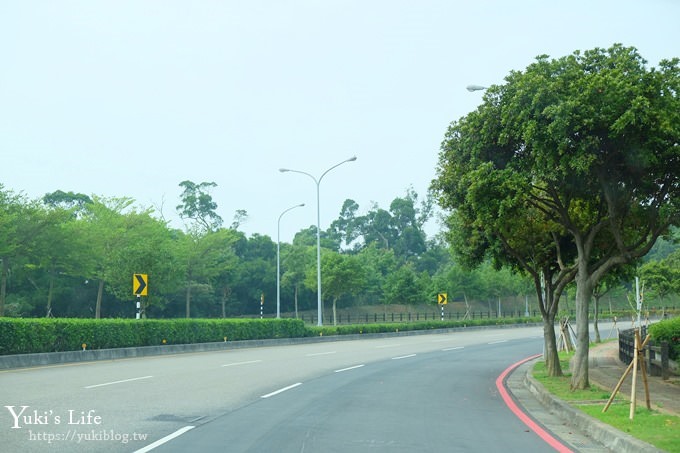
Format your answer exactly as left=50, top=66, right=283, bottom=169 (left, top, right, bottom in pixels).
left=293, top=310, right=537, bottom=325
left=619, top=326, right=673, bottom=380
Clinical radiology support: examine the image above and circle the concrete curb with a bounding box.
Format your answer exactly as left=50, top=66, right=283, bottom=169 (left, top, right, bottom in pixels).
left=0, top=322, right=542, bottom=370
left=523, top=363, right=664, bottom=453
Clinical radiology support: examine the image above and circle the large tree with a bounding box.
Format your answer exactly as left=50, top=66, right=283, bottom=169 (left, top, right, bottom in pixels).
left=309, top=251, right=366, bottom=325
left=176, top=180, right=223, bottom=233
left=433, top=94, right=578, bottom=377
left=435, top=44, right=680, bottom=388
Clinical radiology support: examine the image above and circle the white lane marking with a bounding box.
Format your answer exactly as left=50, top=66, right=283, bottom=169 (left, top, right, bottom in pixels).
left=261, top=382, right=303, bottom=399
left=431, top=338, right=457, bottom=343
left=392, top=354, right=416, bottom=360
left=376, top=344, right=401, bottom=349
left=334, top=364, right=365, bottom=373
left=134, top=425, right=195, bottom=453
left=222, top=360, right=262, bottom=367
left=488, top=340, right=508, bottom=345
left=442, top=346, right=464, bottom=351
left=306, top=351, right=336, bottom=357
left=85, top=375, right=153, bottom=389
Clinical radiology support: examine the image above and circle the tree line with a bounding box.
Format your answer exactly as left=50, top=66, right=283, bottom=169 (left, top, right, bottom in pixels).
left=0, top=183, right=547, bottom=321
left=1, top=181, right=676, bottom=324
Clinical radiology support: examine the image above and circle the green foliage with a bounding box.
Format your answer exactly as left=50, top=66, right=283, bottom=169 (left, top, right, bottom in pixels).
left=434, top=44, right=680, bottom=390
left=533, top=352, right=680, bottom=452
left=649, top=316, right=680, bottom=360
left=176, top=180, right=223, bottom=232
left=0, top=318, right=58, bottom=354
left=307, top=317, right=536, bottom=337
left=0, top=318, right=307, bottom=355
left=0, top=317, right=541, bottom=355
left=1, top=179, right=678, bottom=321
left=578, top=405, right=680, bottom=453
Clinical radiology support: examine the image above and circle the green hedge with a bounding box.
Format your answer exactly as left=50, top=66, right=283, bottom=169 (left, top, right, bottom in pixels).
left=649, top=316, right=680, bottom=360
left=0, top=316, right=539, bottom=356
left=306, top=317, right=538, bottom=337
left=0, top=318, right=307, bottom=355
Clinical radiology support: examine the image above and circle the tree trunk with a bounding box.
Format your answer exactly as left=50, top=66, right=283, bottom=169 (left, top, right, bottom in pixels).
left=332, top=297, right=338, bottom=326
left=0, top=257, right=8, bottom=316
left=221, top=291, right=226, bottom=318
left=185, top=285, right=192, bottom=318
left=95, top=279, right=104, bottom=319
left=294, top=285, right=299, bottom=319
left=593, top=297, right=601, bottom=343
left=46, top=274, right=54, bottom=317
left=571, top=273, right=593, bottom=389
left=463, top=292, right=471, bottom=320
left=543, top=310, right=562, bottom=376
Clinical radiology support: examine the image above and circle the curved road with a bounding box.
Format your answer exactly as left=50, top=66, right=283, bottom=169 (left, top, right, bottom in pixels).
left=2, top=325, right=565, bottom=452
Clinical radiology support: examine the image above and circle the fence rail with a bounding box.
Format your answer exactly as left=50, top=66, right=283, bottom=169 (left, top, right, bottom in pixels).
left=619, top=326, right=672, bottom=380
left=290, top=310, right=538, bottom=325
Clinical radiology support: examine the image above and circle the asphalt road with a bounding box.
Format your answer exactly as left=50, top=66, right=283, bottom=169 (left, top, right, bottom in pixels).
left=2, top=325, right=557, bottom=453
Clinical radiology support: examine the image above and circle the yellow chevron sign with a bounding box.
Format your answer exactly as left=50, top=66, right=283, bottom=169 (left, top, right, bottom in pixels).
left=133, top=274, right=148, bottom=296
left=438, top=293, right=448, bottom=304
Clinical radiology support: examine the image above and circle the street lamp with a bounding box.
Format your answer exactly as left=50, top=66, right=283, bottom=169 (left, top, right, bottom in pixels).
left=277, top=203, right=305, bottom=319
left=279, top=156, right=357, bottom=326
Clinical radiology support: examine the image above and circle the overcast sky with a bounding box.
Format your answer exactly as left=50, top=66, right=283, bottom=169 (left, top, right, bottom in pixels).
left=2, top=1, right=679, bottom=242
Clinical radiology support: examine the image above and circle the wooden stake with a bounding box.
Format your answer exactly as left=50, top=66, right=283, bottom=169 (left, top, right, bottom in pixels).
left=604, top=332, right=652, bottom=415
left=630, top=330, right=639, bottom=420
left=603, top=359, right=634, bottom=412
left=638, top=333, right=652, bottom=410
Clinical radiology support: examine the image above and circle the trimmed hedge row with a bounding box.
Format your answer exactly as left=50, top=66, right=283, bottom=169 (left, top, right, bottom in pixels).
left=0, top=316, right=540, bottom=355
left=649, top=316, right=680, bottom=360
left=0, top=316, right=548, bottom=356
left=0, top=318, right=308, bottom=355
left=308, top=317, right=539, bottom=337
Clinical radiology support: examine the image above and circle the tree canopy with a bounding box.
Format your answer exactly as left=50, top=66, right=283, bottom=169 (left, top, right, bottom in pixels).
left=433, top=44, right=680, bottom=388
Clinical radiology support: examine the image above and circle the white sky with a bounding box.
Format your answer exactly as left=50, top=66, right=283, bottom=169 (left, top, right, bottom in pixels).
left=2, top=1, right=679, bottom=242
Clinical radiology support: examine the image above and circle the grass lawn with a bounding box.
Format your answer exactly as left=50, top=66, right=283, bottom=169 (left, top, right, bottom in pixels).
left=532, top=351, right=680, bottom=453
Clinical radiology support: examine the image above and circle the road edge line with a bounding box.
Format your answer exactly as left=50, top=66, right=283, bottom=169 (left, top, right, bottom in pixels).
left=496, top=354, right=573, bottom=453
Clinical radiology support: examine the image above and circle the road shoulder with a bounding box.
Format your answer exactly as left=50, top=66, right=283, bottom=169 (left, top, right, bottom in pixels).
left=506, top=356, right=664, bottom=452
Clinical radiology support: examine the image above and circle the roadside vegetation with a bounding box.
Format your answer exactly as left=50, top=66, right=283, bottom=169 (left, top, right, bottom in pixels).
left=1, top=44, right=679, bottom=404
left=0, top=315, right=541, bottom=355
left=533, top=345, right=680, bottom=452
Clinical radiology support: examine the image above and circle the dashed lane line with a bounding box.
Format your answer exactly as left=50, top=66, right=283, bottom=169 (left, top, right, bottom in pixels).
left=85, top=375, right=153, bottom=389
left=334, top=364, right=365, bottom=373
left=261, top=382, right=303, bottom=399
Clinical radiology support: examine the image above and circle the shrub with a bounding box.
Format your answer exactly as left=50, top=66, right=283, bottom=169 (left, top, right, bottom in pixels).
left=649, top=316, right=680, bottom=360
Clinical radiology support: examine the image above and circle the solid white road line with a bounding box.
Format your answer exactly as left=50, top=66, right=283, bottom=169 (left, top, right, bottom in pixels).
left=334, top=364, right=365, bottom=373
left=85, top=375, right=153, bottom=389
left=222, top=360, right=263, bottom=367
left=261, top=382, right=303, bottom=399
left=306, top=351, right=337, bottom=357
left=134, top=425, right=195, bottom=453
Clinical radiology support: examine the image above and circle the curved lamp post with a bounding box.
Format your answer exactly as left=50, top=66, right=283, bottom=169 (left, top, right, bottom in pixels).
left=466, top=84, right=488, bottom=92
left=277, top=203, right=305, bottom=319
left=279, top=156, right=357, bottom=326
